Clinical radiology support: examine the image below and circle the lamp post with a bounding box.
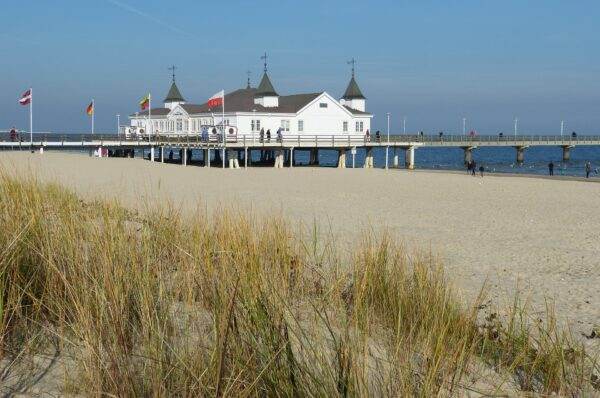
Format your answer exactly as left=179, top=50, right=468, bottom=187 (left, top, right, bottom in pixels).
left=386, top=112, right=390, bottom=142
left=514, top=118, right=518, bottom=136
left=560, top=120, right=564, bottom=137
left=403, top=116, right=406, bottom=135
left=116, top=114, right=120, bottom=137
left=462, top=118, right=466, bottom=136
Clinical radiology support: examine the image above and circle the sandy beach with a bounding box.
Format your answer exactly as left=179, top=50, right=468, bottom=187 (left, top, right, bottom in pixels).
left=2, top=151, right=599, bottom=345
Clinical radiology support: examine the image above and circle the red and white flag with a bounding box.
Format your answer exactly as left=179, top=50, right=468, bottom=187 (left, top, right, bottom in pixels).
left=19, top=89, right=32, bottom=106
left=207, top=90, right=224, bottom=108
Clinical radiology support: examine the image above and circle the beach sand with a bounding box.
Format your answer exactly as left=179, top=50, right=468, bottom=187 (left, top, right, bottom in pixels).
left=2, top=151, right=599, bottom=346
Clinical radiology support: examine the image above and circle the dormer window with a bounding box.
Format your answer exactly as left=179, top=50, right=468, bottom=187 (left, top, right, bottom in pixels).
left=319, top=103, right=328, bottom=108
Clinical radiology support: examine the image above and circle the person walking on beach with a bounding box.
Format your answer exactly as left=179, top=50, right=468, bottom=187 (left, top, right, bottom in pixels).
left=585, top=161, right=592, bottom=178
left=471, top=160, right=477, bottom=176
left=479, top=165, right=485, bottom=177
left=548, top=161, right=554, bottom=176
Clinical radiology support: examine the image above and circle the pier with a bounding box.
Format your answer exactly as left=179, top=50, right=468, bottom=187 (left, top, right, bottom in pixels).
left=1, top=131, right=599, bottom=168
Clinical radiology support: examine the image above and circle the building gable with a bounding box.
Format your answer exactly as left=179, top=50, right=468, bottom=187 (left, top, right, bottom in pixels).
left=296, top=92, right=358, bottom=118
left=168, top=105, right=190, bottom=118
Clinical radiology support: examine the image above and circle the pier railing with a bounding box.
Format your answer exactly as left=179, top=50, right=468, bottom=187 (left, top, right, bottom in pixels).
left=2, top=131, right=600, bottom=148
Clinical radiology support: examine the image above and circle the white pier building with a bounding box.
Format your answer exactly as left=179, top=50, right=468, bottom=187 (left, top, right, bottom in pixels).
left=129, top=66, right=372, bottom=138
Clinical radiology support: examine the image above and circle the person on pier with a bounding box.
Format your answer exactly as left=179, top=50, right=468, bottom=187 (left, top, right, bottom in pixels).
left=276, top=127, right=283, bottom=143
left=365, top=130, right=370, bottom=143
left=266, top=129, right=271, bottom=143
left=375, top=130, right=381, bottom=142
left=259, top=128, right=265, bottom=143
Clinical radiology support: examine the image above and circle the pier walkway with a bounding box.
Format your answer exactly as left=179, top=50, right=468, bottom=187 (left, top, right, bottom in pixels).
left=1, top=132, right=599, bottom=168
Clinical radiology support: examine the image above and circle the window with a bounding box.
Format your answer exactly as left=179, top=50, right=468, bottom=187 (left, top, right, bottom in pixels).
left=184, top=120, right=189, bottom=131
left=280, top=120, right=290, bottom=132
left=343, top=121, right=348, bottom=132
left=251, top=120, right=261, bottom=132
left=176, top=120, right=183, bottom=131
left=319, top=103, right=328, bottom=108
left=251, top=120, right=255, bottom=131
left=298, top=120, right=304, bottom=132
left=355, top=121, right=364, bottom=132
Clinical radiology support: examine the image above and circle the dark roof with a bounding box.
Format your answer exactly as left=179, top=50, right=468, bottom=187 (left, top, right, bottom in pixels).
left=164, top=82, right=185, bottom=103
left=131, top=88, right=372, bottom=117
left=343, top=105, right=370, bottom=115
left=255, top=73, right=278, bottom=97
left=184, top=88, right=320, bottom=114
left=131, top=107, right=170, bottom=117
left=342, top=77, right=365, bottom=100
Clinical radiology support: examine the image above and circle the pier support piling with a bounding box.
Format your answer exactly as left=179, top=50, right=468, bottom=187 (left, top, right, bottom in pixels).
left=562, top=145, right=573, bottom=162
left=515, top=146, right=527, bottom=164
left=462, top=146, right=476, bottom=165
left=405, top=146, right=415, bottom=169
left=182, top=149, right=187, bottom=166
left=337, top=148, right=347, bottom=168
left=228, top=149, right=239, bottom=169
left=160, top=147, right=164, bottom=163
left=150, top=147, right=155, bottom=162
left=289, top=148, right=294, bottom=168
left=363, top=148, right=374, bottom=168
left=309, top=148, right=319, bottom=165
left=205, top=148, right=211, bottom=168
left=274, top=150, right=285, bottom=168
left=393, top=147, right=399, bottom=168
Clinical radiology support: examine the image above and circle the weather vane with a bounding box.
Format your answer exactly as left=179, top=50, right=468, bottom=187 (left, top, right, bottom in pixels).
left=168, top=65, right=177, bottom=82
left=347, top=58, right=356, bottom=78
left=246, top=70, right=251, bottom=88
left=261, top=52, right=268, bottom=73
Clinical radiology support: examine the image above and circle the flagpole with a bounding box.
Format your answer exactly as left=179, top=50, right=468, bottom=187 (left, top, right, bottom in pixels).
left=222, top=91, right=225, bottom=169
left=91, top=99, right=95, bottom=135
left=149, top=94, right=152, bottom=143
left=30, top=87, right=33, bottom=152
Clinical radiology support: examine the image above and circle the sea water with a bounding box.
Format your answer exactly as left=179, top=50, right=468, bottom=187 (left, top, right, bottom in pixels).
left=292, top=145, right=600, bottom=177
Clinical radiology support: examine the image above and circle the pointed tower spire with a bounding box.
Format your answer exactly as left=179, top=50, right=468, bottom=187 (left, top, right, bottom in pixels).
left=342, top=58, right=365, bottom=100
left=254, top=52, right=279, bottom=107
left=246, top=70, right=252, bottom=89
left=164, top=65, right=186, bottom=109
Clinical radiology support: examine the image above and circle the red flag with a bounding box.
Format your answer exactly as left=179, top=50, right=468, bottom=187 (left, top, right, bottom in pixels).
left=207, top=90, right=224, bottom=108
left=19, top=89, right=32, bottom=106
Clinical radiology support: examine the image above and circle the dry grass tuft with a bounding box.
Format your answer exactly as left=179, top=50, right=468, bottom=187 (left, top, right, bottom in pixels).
left=0, top=174, right=597, bottom=396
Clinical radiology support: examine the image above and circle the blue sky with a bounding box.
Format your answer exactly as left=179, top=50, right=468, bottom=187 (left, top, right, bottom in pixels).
left=1, top=0, right=599, bottom=134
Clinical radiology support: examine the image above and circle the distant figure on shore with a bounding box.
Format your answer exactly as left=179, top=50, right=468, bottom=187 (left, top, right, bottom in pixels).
left=365, top=130, right=370, bottom=142
left=375, top=130, right=381, bottom=142
left=585, top=161, right=592, bottom=178
left=548, top=161, right=554, bottom=176
left=479, top=165, right=485, bottom=177
left=471, top=160, right=477, bottom=176
left=9, top=127, right=17, bottom=142
left=266, top=129, right=271, bottom=143
left=168, top=150, right=173, bottom=161
left=572, top=131, right=577, bottom=139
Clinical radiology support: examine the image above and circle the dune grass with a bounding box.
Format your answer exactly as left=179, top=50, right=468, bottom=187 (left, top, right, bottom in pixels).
left=0, top=174, right=597, bottom=396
